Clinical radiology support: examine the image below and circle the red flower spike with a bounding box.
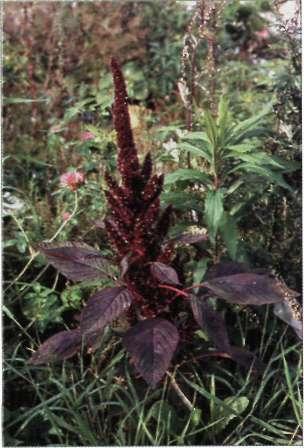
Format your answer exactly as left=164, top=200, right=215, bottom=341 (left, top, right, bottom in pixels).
left=155, top=205, right=173, bottom=240
left=142, top=174, right=164, bottom=204
left=106, top=59, right=179, bottom=319
left=110, top=58, right=140, bottom=187
left=141, top=152, right=153, bottom=184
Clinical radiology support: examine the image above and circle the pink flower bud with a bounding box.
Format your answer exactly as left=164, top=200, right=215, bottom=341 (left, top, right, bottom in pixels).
left=60, top=171, right=85, bottom=191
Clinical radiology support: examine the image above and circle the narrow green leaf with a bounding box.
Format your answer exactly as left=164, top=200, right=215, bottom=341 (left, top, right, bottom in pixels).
left=219, top=212, right=239, bottom=260
left=230, top=163, right=293, bottom=191
left=204, top=110, right=218, bottom=147
left=193, top=258, right=209, bottom=287
left=178, top=142, right=212, bottom=163
left=165, top=169, right=211, bottom=185
left=181, top=131, right=209, bottom=142
left=204, top=189, right=224, bottom=241
left=228, top=105, right=272, bottom=145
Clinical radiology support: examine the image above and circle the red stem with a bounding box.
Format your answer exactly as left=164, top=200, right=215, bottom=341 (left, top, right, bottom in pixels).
left=158, top=284, right=189, bottom=298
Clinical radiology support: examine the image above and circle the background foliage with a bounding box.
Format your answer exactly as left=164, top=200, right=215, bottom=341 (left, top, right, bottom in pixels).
left=3, top=0, right=301, bottom=446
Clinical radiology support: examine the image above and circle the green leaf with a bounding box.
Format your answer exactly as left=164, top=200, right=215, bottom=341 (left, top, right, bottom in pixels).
left=217, top=96, right=231, bottom=145
left=165, top=169, right=211, bottom=185
left=204, top=110, right=218, bottom=147
left=161, top=192, right=202, bottom=212
left=178, top=142, right=212, bottom=163
left=219, top=213, right=239, bottom=260
left=228, top=151, right=296, bottom=172
left=225, top=179, right=244, bottom=196
left=228, top=105, right=272, bottom=145
left=181, top=131, right=209, bottom=142
left=204, top=189, right=224, bottom=241
left=231, top=163, right=293, bottom=191
left=193, top=258, right=209, bottom=285
left=212, top=396, right=249, bottom=435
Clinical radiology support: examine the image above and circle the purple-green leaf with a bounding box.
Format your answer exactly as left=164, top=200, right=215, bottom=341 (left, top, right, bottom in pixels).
left=190, top=295, right=231, bottom=353
left=205, top=262, right=248, bottom=280
left=171, top=231, right=208, bottom=245
left=150, top=262, right=180, bottom=286
left=203, top=273, right=291, bottom=305
left=123, top=318, right=179, bottom=387
left=29, top=329, right=82, bottom=365
left=38, top=242, right=110, bottom=281
left=190, top=295, right=263, bottom=373
left=80, top=287, right=133, bottom=336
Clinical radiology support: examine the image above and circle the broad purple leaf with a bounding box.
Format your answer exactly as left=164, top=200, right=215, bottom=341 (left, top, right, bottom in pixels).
left=171, top=231, right=208, bottom=245
left=123, top=319, right=179, bottom=387
left=190, top=295, right=231, bottom=353
left=29, top=329, right=82, bottom=365
left=190, top=295, right=264, bottom=373
left=150, top=262, right=180, bottom=286
left=229, top=346, right=264, bottom=374
left=39, top=242, right=109, bottom=281
left=205, top=262, right=248, bottom=280
left=203, top=273, right=288, bottom=305
left=80, top=287, right=133, bottom=336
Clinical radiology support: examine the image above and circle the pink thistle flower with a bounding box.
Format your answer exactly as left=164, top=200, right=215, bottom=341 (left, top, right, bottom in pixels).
left=60, top=171, right=85, bottom=191
left=80, top=131, right=95, bottom=141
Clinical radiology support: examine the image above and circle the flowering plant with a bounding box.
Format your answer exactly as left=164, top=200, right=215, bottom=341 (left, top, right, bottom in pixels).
left=30, top=59, right=300, bottom=387
left=60, top=171, right=85, bottom=191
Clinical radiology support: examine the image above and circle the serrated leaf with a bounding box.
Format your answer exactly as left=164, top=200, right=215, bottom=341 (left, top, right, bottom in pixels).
left=165, top=169, right=211, bottom=186
left=123, top=319, right=179, bottom=387
left=38, top=242, right=110, bottom=281
left=80, top=287, right=133, bottom=336
left=204, top=189, right=224, bottom=241
left=203, top=273, right=292, bottom=305
left=150, top=262, right=180, bottom=286
left=29, top=329, right=82, bottom=365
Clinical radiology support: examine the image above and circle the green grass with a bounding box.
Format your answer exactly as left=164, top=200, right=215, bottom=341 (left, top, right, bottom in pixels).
left=3, top=299, right=302, bottom=446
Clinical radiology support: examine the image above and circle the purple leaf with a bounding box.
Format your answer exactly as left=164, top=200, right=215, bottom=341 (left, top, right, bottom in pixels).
left=39, top=242, right=110, bottom=282
left=190, top=295, right=263, bottom=373
left=123, top=319, right=179, bottom=387
left=80, top=287, right=133, bottom=336
left=29, top=329, right=82, bottom=365
left=190, top=295, right=231, bottom=353
left=203, top=273, right=290, bottom=305
left=171, top=231, right=208, bottom=245
left=150, top=262, right=180, bottom=286
left=205, top=262, right=248, bottom=280
left=229, top=346, right=264, bottom=374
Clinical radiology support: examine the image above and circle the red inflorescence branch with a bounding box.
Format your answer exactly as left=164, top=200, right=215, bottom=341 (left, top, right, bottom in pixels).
left=105, top=58, right=176, bottom=317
